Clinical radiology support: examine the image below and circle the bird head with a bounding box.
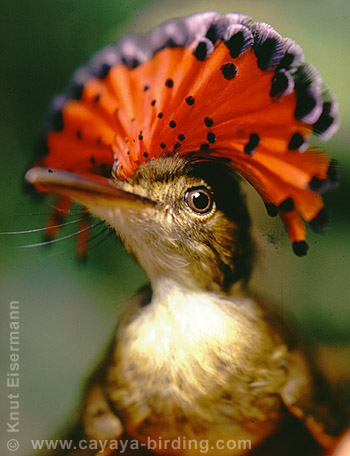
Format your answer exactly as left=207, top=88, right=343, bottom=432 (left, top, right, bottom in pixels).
left=25, top=155, right=253, bottom=293
left=25, top=11, right=339, bottom=289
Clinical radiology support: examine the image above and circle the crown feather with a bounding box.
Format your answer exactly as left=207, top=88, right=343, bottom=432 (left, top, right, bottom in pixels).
left=31, top=11, right=339, bottom=255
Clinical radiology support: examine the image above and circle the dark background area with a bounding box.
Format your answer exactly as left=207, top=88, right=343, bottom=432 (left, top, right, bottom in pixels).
left=1, top=1, right=349, bottom=455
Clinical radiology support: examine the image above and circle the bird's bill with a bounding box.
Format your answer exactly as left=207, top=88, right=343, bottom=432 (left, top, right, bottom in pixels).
left=25, top=167, right=155, bottom=214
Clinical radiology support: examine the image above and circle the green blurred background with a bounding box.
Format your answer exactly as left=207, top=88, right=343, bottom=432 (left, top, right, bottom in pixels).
left=1, top=1, right=349, bottom=455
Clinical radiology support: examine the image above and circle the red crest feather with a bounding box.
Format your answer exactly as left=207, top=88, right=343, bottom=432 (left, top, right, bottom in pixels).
left=31, top=12, right=339, bottom=256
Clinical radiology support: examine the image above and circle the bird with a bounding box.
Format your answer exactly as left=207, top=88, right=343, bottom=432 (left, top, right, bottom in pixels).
left=25, top=11, right=348, bottom=456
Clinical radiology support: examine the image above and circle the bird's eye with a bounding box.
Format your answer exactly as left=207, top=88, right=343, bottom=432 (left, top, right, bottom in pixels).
left=185, top=186, right=213, bottom=214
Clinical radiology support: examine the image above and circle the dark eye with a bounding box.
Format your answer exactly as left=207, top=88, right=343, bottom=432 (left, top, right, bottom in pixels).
left=185, top=186, right=213, bottom=214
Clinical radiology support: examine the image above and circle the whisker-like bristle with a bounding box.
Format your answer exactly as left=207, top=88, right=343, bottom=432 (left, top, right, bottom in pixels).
left=76, top=225, right=113, bottom=261
left=17, top=220, right=104, bottom=248
left=38, top=225, right=113, bottom=261
left=50, top=204, right=89, bottom=214
left=86, top=226, right=115, bottom=252
left=9, top=207, right=88, bottom=217
left=0, top=216, right=91, bottom=235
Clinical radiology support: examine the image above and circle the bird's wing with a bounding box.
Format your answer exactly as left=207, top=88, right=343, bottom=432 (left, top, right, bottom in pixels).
left=281, top=349, right=349, bottom=450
